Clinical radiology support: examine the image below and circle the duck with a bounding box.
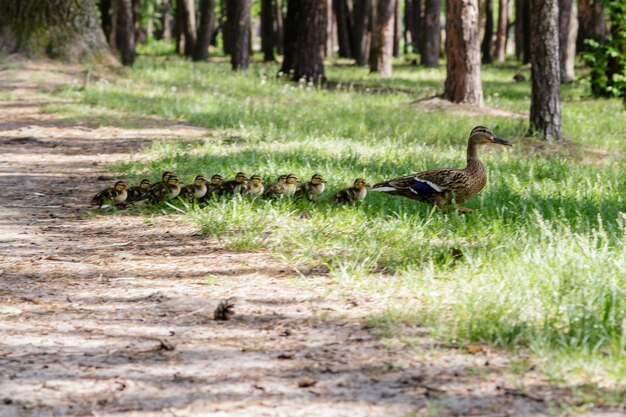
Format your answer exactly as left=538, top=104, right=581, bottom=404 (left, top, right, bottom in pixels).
left=370, top=126, right=512, bottom=211
left=221, top=172, right=248, bottom=195
left=150, top=171, right=174, bottom=190
left=332, top=178, right=368, bottom=203
left=295, top=173, right=326, bottom=200
left=201, top=174, right=225, bottom=201
left=263, top=174, right=288, bottom=199
left=282, top=174, right=300, bottom=197
left=91, top=180, right=128, bottom=207
left=244, top=175, right=264, bottom=197
left=125, top=179, right=152, bottom=206
left=180, top=175, right=208, bottom=201
left=149, top=175, right=181, bottom=203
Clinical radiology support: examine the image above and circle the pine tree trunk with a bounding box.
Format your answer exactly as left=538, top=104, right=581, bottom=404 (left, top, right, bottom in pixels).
left=422, top=0, right=441, bottom=67
left=100, top=0, right=113, bottom=43
left=280, top=0, right=327, bottom=83
left=409, top=0, right=422, bottom=54
left=0, top=0, right=114, bottom=63
left=393, top=0, right=402, bottom=57
left=444, top=0, right=483, bottom=105
left=335, top=0, right=354, bottom=58
left=515, top=0, right=530, bottom=63
left=529, top=0, right=561, bottom=140
left=353, top=0, right=372, bottom=65
left=558, top=0, right=576, bottom=82
left=193, top=0, right=216, bottom=61
left=481, top=0, right=494, bottom=63
left=261, top=0, right=275, bottom=61
left=577, top=0, right=605, bottom=53
left=325, top=0, right=336, bottom=57
left=494, top=0, right=508, bottom=61
left=274, top=0, right=284, bottom=54
left=155, top=0, right=173, bottom=40
left=113, top=0, right=136, bottom=66
left=227, top=0, right=251, bottom=70
left=182, top=0, right=197, bottom=57
left=370, top=0, right=395, bottom=76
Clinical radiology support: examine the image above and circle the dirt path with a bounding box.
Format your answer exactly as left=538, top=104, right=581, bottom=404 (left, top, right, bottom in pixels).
left=0, top=59, right=617, bottom=417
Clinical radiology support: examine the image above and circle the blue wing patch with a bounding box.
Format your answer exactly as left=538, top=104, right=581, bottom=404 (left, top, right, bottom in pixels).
left=409, top=179, right=443, bottom=195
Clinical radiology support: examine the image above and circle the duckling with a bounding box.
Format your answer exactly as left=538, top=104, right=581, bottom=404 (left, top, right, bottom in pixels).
left=91, top=180, right=128, bottom=207
left=125, top=179, right=152, bottom=206
left=332, top=178, right=368, bottom=204
left=370, top=126, right=512, bottom=212
left=221, top=172, right=248, bottom=195
left=244, top=175, right=264, bottom=197
left=282, top=173, right=300, bottom=197
left=180, top=175, right=208, bottom=201
left=150, top=171, right=175, bottom=190
left=201, top=174, right=225, bottom=201
left=149, top=175, right=181, bottom=203
left=295, top=173, right=326, bottom=200
left=263, top=174, right=288, bottom=199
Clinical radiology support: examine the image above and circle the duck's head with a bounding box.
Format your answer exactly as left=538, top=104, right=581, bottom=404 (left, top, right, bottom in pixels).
left=194, top=175, right=207, bottom=186
left=469, top=126, right=512, bottom=146
left=286, top=174, right=299, bottom=185
left=139, top=179, right=152, bottom=189
left=167, top=176, right=180, bottom=186
left=235, top=172, right=248, bottom=183
left=211, top=174, right=224, bottom=185
left=277, top=174, right=288, bottom=184
left=311, top=173, right=326, bottom=185
left=354, top=178, right=367, bottom=189
left=161, top=171, right=175, bottom=182
left=114, top=181, right=127, bottom=192
left=250, top=175, right=263, bottom=186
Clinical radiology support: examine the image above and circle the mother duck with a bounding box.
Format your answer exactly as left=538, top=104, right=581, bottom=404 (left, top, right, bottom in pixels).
left=371, top=126, right=512, bottom=211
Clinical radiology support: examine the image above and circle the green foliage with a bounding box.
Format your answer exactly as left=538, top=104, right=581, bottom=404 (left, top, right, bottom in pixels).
left=582, top=1, right=626, bottom=103
left=51, top=57, right=626, bottom=386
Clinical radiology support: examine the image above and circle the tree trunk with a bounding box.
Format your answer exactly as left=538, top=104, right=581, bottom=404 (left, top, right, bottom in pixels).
left=393, top=0, right=402, bottom=57
left=494, top=0, right=508, bottom=61
left=577, top=0, right=605, bottom=53
left=261, top=0, right=275, bottom=61
left=274, top=0, right=284, bottom=54
left=481, top=0, right=494, bottom=63
left=370, top=0, right=395, bottom=76
left=155, top=0, right=173, bottom=40
left=193, top=0, right=216, bottom=61
left=444, top=0, right=483, bottom=105
left=113, top=0, right=136, bottom=66
left=335, top=0, right=355, bottom=58
left=529, top=0, right=561, bottom=140
left=100, top=0, right=113, bottom=43
left=280, top=0, right=327, bottom=83
left=353, top=0, right=372, bottom=65
left=182, top=0, right=197, bottom=57
left=515, top=0, right=530, bottom=63
left=422, top=0, right=441, bottom=67
left=558, top=0, right=576, bottom=82
left=325, top=0, right=336, bottom=57
left=408, top=0, right=422, bottom=54
left=226, top=0, right=251, bottom=70
left=0, top=0, right=114, bottom=63
left=131, top=0, right=145, bottom=44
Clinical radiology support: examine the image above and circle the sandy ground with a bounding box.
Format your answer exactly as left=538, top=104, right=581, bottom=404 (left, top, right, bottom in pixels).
left=0, top=59, right=622, bottom=417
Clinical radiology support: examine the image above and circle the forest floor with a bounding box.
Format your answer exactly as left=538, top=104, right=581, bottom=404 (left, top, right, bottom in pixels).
left=0, top=58, right=622, bottom=417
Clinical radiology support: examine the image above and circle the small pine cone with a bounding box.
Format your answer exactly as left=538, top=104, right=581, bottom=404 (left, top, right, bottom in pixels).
left=214, top=297, right=236, bottom=321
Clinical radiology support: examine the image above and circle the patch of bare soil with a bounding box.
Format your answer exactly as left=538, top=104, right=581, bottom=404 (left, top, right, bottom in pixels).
left=415, top=97, right=528, bottom=120
left=0, top=59, right=621, bottom=417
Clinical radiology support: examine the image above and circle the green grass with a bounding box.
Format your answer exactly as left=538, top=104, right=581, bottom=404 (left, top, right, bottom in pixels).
left=49, top=54, right=626, bottom=389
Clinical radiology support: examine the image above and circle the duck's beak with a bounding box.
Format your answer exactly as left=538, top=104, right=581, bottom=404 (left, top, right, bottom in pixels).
left=495, top=136, right=513, bottom=146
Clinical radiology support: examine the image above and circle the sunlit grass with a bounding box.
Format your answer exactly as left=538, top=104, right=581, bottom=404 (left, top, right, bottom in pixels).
left=49, top=54, right=626, bottom=389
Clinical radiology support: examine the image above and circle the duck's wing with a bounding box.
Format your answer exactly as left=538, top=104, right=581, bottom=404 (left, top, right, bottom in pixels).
left=332, top=187, right=354, bottom=203
left=91, top=188, right=116, bottom=205
left=372, top=169, right=456, bottom=196
left=149, top=183, right=169, bottom=202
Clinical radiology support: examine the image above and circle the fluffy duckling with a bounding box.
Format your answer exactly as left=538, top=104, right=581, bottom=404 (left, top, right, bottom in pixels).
left=295, top=173, right=326, bottom=200
left=263, top=174, right=288, bottom=199
left=332, top=178, right=368, bottom=204
left=282, top=174, right=300, bottom=197
left=222, top=172, right=248, bottom=195
left=180, top=175, right=208, bottom=201
left=91, top=180, right=128, bottom=207
left=244, top=175, right=264, bottom=197
left=126, top=179, right=152, bottom=206
left=201, top=174, right=225, bottom=201
left=150, top=171, right=174, bottom=190
left=149, top=175, right=181, bottom=203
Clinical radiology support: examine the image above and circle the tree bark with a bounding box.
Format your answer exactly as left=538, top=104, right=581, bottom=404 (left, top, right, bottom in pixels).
left=325, top=0, right=336, bottom=57
left=113, top=0, right=136, bottom=66
left=155, top=0, right=173, bottom=40
left=353, top=0, right=372, bottom=65
left=444, top=0, right=483, bottom=105
left=174, top=0, right=197, bottom=56
left=370, top=0, right=395, bottom=76
left=422, top=0, right=441, bottom=67
left=280, top=0, right=327, bottom=83
left=226, top=0, right=251, bottom=70
left=408, top=0, right=422, bottom=53
left=529, top=0, right=561, bottom=140
left=99, top=0, right=113, bottom=43
left=193, top=0, right=216, bottom=61
left=558, top=0, right=576, bottom=82
left=481, top=0, right=494, bottom=63
left=515, top=0, right=530, bottom=63
left=261, top=0, right=275, bottom=61
left=494, top=0, right=508, bottom=61
left=577, top=0, right=605, bottom=52
left=393, top=0, right=402, bottom=57
left=335, top=0, right=354, bottom=58
left=274, top=0, right=284, bottom=54
left=0, top=0, right=114, bottom=63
